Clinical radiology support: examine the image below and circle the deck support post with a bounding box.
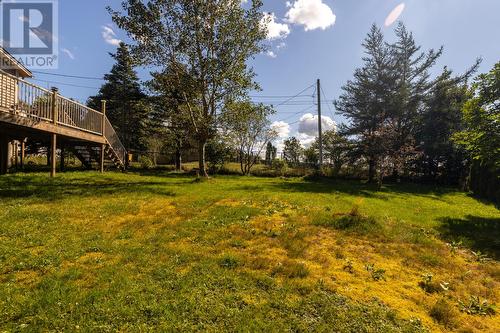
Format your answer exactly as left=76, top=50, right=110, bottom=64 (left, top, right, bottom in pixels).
left=100, top=100, right=107, bottom=173
left=60, top=146, right=65, bottom=172
left=0, top=136, right=9, bottom=175
left=50, top=134, right=57, bottom=178
left=20, top=140, right=25, bottom=170
left=13, top=141, right=18, bottom=169
left=100, top=144, right=105, bottom=173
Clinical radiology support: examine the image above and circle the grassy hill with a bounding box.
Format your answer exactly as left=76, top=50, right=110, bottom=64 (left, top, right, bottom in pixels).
left=0, top=172, right=498, bottom=332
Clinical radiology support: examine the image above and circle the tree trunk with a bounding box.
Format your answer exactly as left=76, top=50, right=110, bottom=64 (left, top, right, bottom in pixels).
left=175, top=148, right=182, bottom=172
left=368, top=157, right=376, bottom=183
left=198, top=140, right=208, bottom=177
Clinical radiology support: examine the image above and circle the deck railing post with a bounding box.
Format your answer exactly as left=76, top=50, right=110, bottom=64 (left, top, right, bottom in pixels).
left=100, top=100, right=107, bottom=173
left=51, top=87, right=58, bottom=124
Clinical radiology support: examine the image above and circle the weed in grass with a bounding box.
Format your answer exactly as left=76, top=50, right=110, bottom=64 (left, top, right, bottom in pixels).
left=448, top=240, right=463, bottom=255
left=365, top=263, right=386, bottom=281
left=429, top=299, right=459, bottom=329
left=419, top=273, right=451, bottom=294
left=218, top=255, right=240, bottom=269
left=272, top=261, right=310, bottom=278
left=343, top=259, right=354, bottom=274
left=458, top=296, right=497, bottom=316
left=313, top=205, right=382, bottom=236
left=471, top=250, right=491, bottom=263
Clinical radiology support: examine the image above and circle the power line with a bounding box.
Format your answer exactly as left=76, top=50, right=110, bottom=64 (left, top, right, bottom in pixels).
left=31, top=70, right=105, bottom=81
left=275, top=83, right=315, bottom=107
left=320, top=86, right=336, bottom=120
left=278, top=104, right=315, bottom=122
left=29, top=78, right=101, bottom=90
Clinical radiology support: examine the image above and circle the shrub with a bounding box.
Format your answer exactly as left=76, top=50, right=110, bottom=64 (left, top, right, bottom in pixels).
left=430, top=299, right=459, bottom=329
left=271, top=159, right=287, bottom=176
left=138, top=155, right=154, bottom=169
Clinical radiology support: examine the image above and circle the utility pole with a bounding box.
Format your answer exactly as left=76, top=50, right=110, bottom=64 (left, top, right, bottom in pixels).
left=317, top=79, right=323, bottom=167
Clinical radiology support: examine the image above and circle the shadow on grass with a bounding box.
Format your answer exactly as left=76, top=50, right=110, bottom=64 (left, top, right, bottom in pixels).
left=0, top=174, right=177, bottom=200
left=265, top=177, right=458, bottom=201
left=438, top=215, right=500, bottom=259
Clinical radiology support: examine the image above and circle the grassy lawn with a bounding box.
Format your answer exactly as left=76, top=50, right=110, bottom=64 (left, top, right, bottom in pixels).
left=0, top=172, right=499, bottom=332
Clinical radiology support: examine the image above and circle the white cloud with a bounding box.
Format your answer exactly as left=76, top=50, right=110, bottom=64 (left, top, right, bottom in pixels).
left=102, top=25, right=122, bottom=46
left=271, top=121, right=291, bottom=138
left=266, top=50, right=277, bottom=58
left=298, top=133, right=316, bottom=148
left=261, top=12, right=290, bottom=40
left=61, top=48, right=75, bottom=60
left=285, top=0, right=336, bottom=31
left=385, top=3, right=405, bottom=27
left=298, top=113, right=337, bottom=136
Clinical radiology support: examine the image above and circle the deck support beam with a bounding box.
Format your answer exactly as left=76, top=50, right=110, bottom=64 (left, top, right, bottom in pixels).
left=60, top=146, right=65, bottom=172
left=50, top=134, right=57, bottom=177
left=0, top=136, right=9, bottom=175
left=20, top=140, right=25, bottom=170
left=100, top=144, right=105, bottom=173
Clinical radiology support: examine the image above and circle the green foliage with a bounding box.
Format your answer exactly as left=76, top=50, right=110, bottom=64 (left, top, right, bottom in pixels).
left=458, top=296, right=497, bottom=316
left=453, top=62, right=500, bottom=168
left=206, top=138, right=233, bottom=174
left=283, top=137, right=303, bottom=167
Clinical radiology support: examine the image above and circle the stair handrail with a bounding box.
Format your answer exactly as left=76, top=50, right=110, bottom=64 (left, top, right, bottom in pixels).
left=104, top=116, right=127, bottom=166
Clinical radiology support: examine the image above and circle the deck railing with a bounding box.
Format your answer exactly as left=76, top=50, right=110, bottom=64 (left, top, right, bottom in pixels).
left=57, top=95, right=103, bottom=135
left=0, top=70, right=126, bottom=165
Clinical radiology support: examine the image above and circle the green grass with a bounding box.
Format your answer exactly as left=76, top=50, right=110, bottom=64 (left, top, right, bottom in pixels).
left=0, top=171, right=498, bottom=332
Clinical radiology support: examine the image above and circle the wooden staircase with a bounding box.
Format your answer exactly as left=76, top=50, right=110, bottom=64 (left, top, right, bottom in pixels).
left=71, top=144, right=125, bottom=171
left=0, top=70, right=128, bottom=175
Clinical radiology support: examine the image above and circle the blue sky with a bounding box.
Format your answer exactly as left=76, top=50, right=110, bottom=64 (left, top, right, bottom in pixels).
left=28, top=0, right=500, bottom=148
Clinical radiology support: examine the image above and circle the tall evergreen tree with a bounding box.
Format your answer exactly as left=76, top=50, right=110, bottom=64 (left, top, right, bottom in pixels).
left=335, top=24, right=394, bottom=182
left=388, top=23, right=443, bottom=177
left=88, top=42, right=148, bottom=151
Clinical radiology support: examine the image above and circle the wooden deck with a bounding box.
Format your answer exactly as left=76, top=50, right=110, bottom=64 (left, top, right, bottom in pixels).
left=0, top=70, right=126, bottom=175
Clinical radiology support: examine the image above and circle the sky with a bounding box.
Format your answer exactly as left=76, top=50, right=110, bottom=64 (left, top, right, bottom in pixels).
left=23, top=0, right=500, bottom=151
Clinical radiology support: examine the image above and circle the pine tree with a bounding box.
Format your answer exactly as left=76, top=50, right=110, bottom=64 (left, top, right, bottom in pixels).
left=388, top=23, right=443, bottom=178
left=335, top=24, right=394, bottom=182
left=88, top=42, right=148, bottom=151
